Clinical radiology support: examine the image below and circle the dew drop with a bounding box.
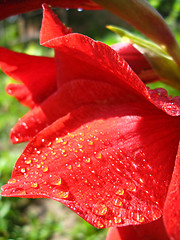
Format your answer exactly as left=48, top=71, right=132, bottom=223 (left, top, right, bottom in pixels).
left=14, top=137, right=19, bottom=142
left=84, top=158, right=91, bottom=163
left=88, top=140, right=94, bottom=145
left=8, top=178, right=17, bottom=184
left=95, top=152, right=102, bottom=159
left=20, top=168, right=26, bottom=173
left=25, top=159, right=31, bottom=164
left=51, top=178, right=62, bottom=186
left=116, top=188, right=124, bottom=195
left=114, top=215, right=122, bottom=224
left=37, top=164, right=41, bottom=169
left=56, top=191, right=69, bottom=199
left=114, top=198, right=122, bottom=207
left=56, top=137, right=63, bottom=143
left=77, top=163, right=81, bottom=168
left=14, top=189, right=26, bottom=195
left=93, top=204, right=108, bottom=216
left=78, top=144, right=83, bottom=148
left=22, top=122, right=28, bottom=129
left=139, top=178, right=144, bottom=183
left=126, top=182, right=136, bottom=192
left=151, top=207, right=162, bottom=220
left=66, top=164, right=72, bottom=170
left=31, top=182, right=39, bottom=188
left=136, top=212, right=145, bottom=223
left=43, top=166, right=49, bottom=172
left=96, top=220, right=104, bottom=228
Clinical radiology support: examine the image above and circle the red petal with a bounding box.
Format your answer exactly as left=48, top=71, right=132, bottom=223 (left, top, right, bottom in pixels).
left=0, top=47, right=56, bottom=105
left=40, top=6, right=180, bottom=117
left=40, top=4, right=72, bottom=45
left=148, top=88, right=180, bottom=116
left=42, top=33, right=150, bottom=96
left=111, top=42, right=151, bottom=73
left=106, top=217, right=169, bottom=240
left=0, top=0, right=102, bottom=20
left=163, top=141, right=180, bottom=240
left=2, top=103, right=180, bottom=228
left=6, top=83, right=36, bottom=108
left=111, top=42, right=159, bottom=83
left=9, top=79, right=137, bottom=143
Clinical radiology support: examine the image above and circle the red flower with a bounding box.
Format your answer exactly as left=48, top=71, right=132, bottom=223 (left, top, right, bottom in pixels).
left=0, top=0, right=102, bottom=21
left=106, top=217, right=170, bottom=239
left=111, top=42, right=159, bottom=83
left=1, top=5, right=180, bottom=240
left=0, top=5, right=157, bottom=144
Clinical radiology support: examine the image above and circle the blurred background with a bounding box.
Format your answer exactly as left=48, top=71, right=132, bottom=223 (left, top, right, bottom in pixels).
left=0, top=0, right=180, bottom=239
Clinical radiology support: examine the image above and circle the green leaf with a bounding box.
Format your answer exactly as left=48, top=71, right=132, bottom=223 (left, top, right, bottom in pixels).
left=107, top=25, right=180, bottom=91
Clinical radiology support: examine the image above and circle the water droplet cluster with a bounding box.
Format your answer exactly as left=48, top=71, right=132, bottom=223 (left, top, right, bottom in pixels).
left=148, top=88, right=180, bottom=116
left=3, top=114, right=167, bottom=228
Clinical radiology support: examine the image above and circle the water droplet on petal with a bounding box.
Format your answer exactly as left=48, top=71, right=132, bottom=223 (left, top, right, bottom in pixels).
left=95, top=152, right=102, bottom=159
left=37, top=164, right=41, bottom=169
left=56, top=137, right=63, bottom=143
left=66, top=164, right=72, bottom=170
left=43, top=166, right=49, bottom=172
left=139, top=178, right=144, bottom=183
left=116, top=188, right=124, bottom=195
left=25, top=159, right=31, bottom=164
left=14, top=137, right=19, bottom=142
left=20, top=168, right=26, bottom=173
left=114, top=215, right=122, bottom=224
left=51, top=178, right=62, bottom=186
left=88, top=140, right=94, bottom=145
left=84, top=158, right=91, bottom=163
left=56, top=191, right=69, bottom=199
left=93, top=204, right=108, bottom=216
left=126, top=182, right=136, bottom=192
left=8, top=178, right=17, bottom=184
left=114, top=198, right=122, bottom=207
left=14, top=189, right=26, bottom=195
left=96, top=220, right=104, bottom=228
left=136, top=212, right=145, bottom=223
left=31, top=182, right=39, bottom=188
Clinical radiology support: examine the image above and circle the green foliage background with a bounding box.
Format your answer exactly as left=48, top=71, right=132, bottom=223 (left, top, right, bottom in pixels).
left=0, top=0, right=180, bottom=239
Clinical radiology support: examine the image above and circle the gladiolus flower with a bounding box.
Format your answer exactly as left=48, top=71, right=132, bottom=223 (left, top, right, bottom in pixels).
left=0, top=0, right=102, bottom=21
left=1, top=5, right=180, bottom=240
left=0, top=5, right=157, bottom=144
